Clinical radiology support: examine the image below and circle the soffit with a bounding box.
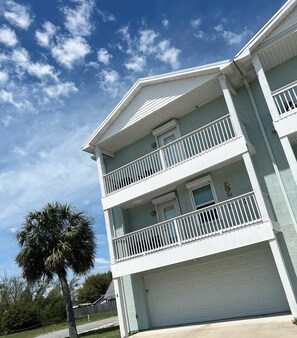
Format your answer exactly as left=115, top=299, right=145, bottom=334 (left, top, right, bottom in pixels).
left=99, top=77, right=222, bottom=153
left=99, top=74, right=217, bottom=144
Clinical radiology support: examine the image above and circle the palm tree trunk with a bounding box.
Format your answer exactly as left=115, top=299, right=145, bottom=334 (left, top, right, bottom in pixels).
left=59, top=273, right=78, bottom=338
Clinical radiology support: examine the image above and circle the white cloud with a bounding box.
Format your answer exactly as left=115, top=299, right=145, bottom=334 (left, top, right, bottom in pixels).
left=191, top=18, right=201, bottom=29
left=3, top=0, right=33, bottom=30
left=139, top=29, right=158, bottom=54
left=52, top=36, right=91, bottom=69
left=13, top=146, right=27, bottom=157
left=2, top=115, right=13, bottom=127
left=62, top=0, right=94, bottom=37
left=97, top=9, right=116, bottom=22
left=162, top=19, right=169, bottom=28
left=11, top=47, right=30, bottom=67
left=27, top=63, right=59, bottom=81
left=157, top=40, right=180, bottom=69
left=0, top=25, right=18, bottom=47
left=214, top=24, right=224, bottom=32
left=11, top=48, right=59, bottom=81
left=97, top=48, right=112, bottom=65
left=124, top=55, right=146, bottom=73
left=43, top=81, right=78, bottom=98
left=0, top=89, right=21, bottom=108
left=222, top=28, right=250, bottom=45
left=0, top=71, right=9, bottom=83
left=35, top=21, right=57, bottom=48
left=98, top=68, right=121, bottom=98
left=95, top=257, right=110, bottom=264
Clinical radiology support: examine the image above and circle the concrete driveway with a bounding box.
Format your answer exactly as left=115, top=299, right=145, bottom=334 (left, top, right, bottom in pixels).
left=133, top=314, right=297, bottom=338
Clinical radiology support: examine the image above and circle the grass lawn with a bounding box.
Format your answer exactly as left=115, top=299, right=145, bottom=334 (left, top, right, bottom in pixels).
left=79, top=326, right=120, bottom=338
left=3, top=312, right=117, bottom=338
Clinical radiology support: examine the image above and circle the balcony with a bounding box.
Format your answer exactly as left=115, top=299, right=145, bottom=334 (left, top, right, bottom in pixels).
left=104, top=114, right=235, bottom=195
left=111, top=192, right=277, bottom=277
left=272, top=80, right=297, bottom=138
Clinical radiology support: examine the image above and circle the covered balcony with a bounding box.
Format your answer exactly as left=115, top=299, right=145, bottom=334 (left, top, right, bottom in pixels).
left=111, top=192, right=278, bottom=277
left=101, top=114, right=251, bottom=209
left=272, top=80, right=297, bottom=138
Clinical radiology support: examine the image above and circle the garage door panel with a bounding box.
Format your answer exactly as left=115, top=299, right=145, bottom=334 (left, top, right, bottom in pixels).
left=146, top=246, right=289, bottom=328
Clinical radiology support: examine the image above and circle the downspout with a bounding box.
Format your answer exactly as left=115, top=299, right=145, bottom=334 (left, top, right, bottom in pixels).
left=232, top=60, right=297, bottom=232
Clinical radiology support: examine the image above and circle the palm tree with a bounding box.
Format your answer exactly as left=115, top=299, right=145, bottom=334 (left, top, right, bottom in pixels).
left=15, top=202, right=96, bottom=338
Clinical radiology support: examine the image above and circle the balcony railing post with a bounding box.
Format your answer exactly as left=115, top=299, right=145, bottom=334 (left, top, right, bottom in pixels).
left=159, top=148, right=167, bottom=170
left=173, top=219, right=181, bottom=245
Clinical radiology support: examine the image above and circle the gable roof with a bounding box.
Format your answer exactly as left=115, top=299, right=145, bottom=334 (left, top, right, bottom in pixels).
left=236, top=0, right=297, bottom=58
left=82, top=60, right=230, bottom=154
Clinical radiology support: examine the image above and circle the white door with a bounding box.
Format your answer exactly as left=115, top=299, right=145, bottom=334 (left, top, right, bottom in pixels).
left=145, top=245, right=289, bottom=328
left=158, top=128, right=179, bottom=166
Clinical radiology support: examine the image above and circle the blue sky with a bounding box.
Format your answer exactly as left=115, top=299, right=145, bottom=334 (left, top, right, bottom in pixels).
left=0, top=0, right=284, bottom=278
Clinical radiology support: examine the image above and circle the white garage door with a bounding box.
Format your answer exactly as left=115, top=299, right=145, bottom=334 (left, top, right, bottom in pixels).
left=145, top=246, right=289, bottom=328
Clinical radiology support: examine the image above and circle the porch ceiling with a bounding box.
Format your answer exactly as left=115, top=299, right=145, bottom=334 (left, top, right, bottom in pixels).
left=99, top=77, right=223, bottom=153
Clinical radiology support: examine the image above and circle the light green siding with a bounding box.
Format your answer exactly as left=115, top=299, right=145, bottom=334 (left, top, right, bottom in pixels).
left=122, top=274, right=150, bottom=333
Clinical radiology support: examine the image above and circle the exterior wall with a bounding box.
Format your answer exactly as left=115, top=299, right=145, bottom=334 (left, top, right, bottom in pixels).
left=292, top=143, right=297, bottom=158
left=231, top=75, right=297, bottom=296
left=122, top=274, right=150, bottom=333
left=118, top=159, right=252, bottom=233
left=178, top=95, right=228, bottom=135
left=265, top=56, right=297, bottom=92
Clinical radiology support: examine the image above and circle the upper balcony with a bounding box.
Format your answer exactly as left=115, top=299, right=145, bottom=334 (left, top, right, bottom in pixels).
left=272, top=80, right=297, bottom=138
left=111, top=191, right=278, bottom=278
left=101, top=115, right=251, bottom=210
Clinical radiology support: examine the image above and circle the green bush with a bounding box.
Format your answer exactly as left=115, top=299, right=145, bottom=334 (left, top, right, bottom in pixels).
left=2, top=302, right=41, bottom=332
left=41, top=297, right=66, bottom=323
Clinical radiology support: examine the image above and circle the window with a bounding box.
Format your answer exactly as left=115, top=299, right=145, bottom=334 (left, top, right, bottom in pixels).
left=186, top=176, right=218, bottom=223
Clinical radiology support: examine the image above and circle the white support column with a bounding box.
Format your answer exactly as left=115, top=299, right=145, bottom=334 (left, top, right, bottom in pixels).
left=103, top=209, right=116, bottom=264
left=269, top=238, right=297, bottom=318
left=218, top=74, right=244, bottom=137
left=252, top=54, right=280, bottom=121
left=242, top=152, right=270, bottom=220
left=280, top=137, right=297, bottom=186
left=114, top=277, right=129, bottom=338
left=94, top=145, right=106, bottom=197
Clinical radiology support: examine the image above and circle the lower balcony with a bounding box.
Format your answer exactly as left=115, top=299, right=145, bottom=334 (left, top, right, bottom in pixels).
left=111, top=192, right=278, bottom=277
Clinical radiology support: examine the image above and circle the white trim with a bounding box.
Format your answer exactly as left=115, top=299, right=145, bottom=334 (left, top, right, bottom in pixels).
left=186, top=175, right=218, bottom=210
left=152, top=119, right=178, bottom=137
left=280, top=136, right=297, bottom=186
left=152, top=191, right=177, bottom=205
left=185, top=175, right=212, bottom=190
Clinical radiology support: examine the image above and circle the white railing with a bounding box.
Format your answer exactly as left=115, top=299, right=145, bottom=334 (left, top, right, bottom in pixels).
left=113, top=192, right=261, bottom=261
left=272, top=80, right=297, bottom=116
left=104, top=115, right=235, bottom=194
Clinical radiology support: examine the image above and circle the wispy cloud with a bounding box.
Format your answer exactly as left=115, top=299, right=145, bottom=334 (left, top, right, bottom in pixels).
left=97, top=48, right=112, bottom=65
left=162, top=19, right=169, bottom=28
left=222, top=28, right=250, bottom=45
left=52, top=36, right=91, bottom=69
left=0, top=89, right=21, bottom=108
left=1, top=114, right=13, bottom=127
left=0, top=25, right=18, bottom=47
left=43, top=82, right=78, bottom=98
left=118, top=27, right=181, bottom=72
left=62, top=0, right=95, bottom=37
left=0, top=70, right=9, bottom=83
left=35, top=21, right=57, bottom=48
left=2, top=0, right=33, bottom=30
left=124, top=55, right=146, bottom=73
left=95, top=257, right=110, bottom=264
left=97, top=9, right=116, bottom=22
left=191, top=18, right=201, bottom=29
left=98, top=68, right=122, bottom=98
